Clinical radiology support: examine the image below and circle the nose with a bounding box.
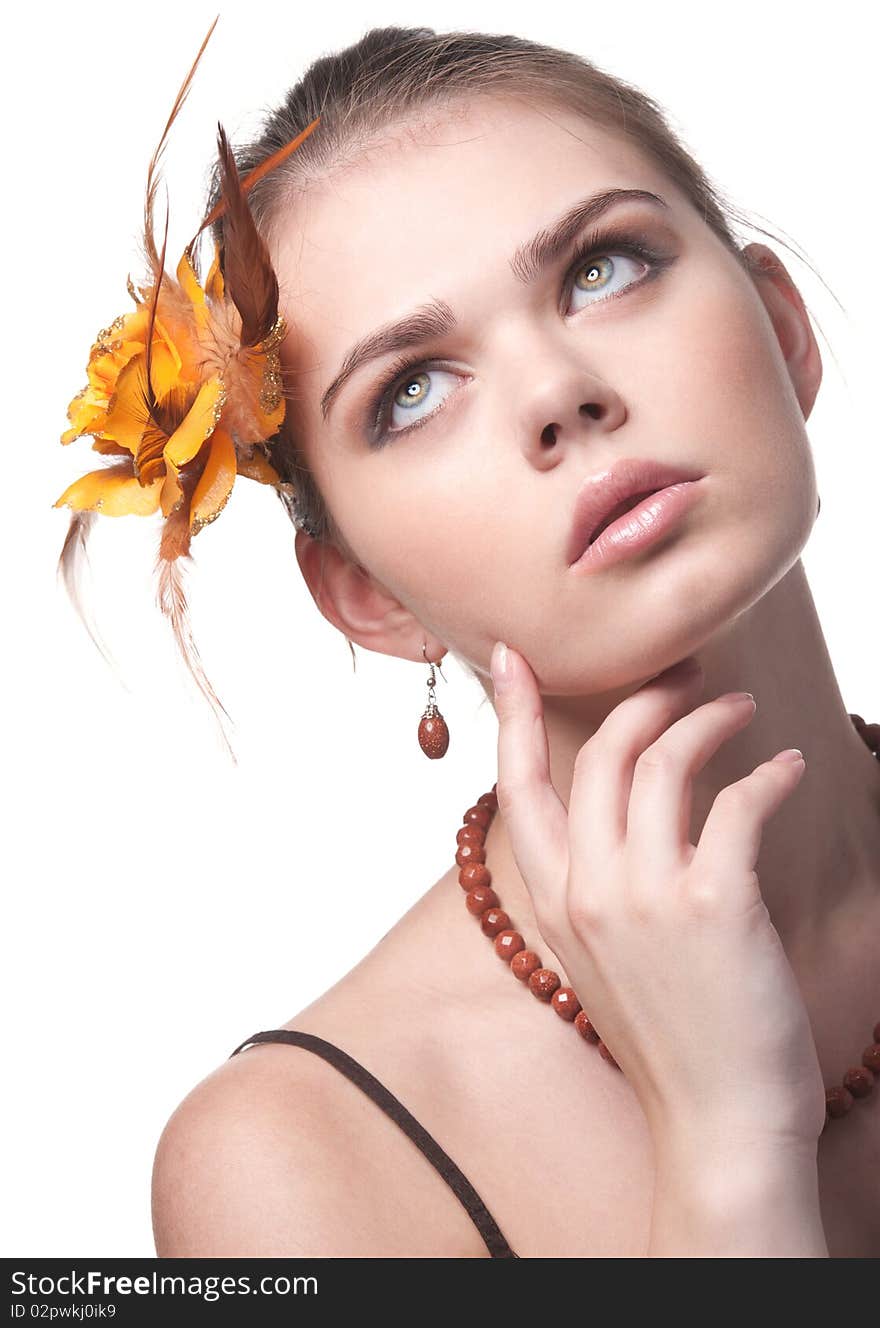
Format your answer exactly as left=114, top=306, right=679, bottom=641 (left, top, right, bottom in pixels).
left=522, top=371, right=626, bottom=459
left=489, top=314, right=628, bottom=458
left=540, top=401, right=608, bottom=449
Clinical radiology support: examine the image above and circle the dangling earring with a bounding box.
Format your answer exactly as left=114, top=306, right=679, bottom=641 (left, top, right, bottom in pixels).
left=418, top=643, right=450, bottom=759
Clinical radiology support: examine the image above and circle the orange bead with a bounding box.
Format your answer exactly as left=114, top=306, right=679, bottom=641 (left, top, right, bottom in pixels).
left=551, top=986, right=581, bottom=1021
left=452, top=785, right=880, bottom=1135
left=843, top=1066, right=875, bottom=1098
left=511, top=949, right=542, bottom=982
left=456, top=824, right=485, bottom=846
left=575, top=1010, right=600, bottom=1043
left=465, top=885, right=498, bottom=915
left=862, top=1043, right=880, bottom=1073
left=494, top=929, right=525, bottom=962
left=458, top=862, right=490, bottom=891
left=598, top=1041, right=620, bottom=1069
left=826, top=1085, right=854, bottom=1118
left=480, top=907, right=510, bottom=938
left=455, top=841, right=486, bottom=868
left=528, top=968, right=561, bottom=1001
left=463, top=805, right=492, bottom=830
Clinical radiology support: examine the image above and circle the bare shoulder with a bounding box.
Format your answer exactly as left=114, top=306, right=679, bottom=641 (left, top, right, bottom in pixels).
left=152, top=861, right=651, bottom=1258
left=151, top=1000, right=494, bottom=1258
left=151, top=1040, right=372, bottom=1257
left=152, top=870, right=496, bottom=1257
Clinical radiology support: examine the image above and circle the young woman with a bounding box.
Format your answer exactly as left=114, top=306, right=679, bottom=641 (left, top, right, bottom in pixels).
left=63, top=25, right=879, bottom=1257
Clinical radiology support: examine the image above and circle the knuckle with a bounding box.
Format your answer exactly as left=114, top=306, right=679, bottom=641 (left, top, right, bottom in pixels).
left=572, top=740, right=598, bottom=779
left=565, top=887, right=606, bottom=939
left=682, top=873, right=723, bottom=916
left=714, top=776, right=759, bottom=812
left=495, top=774, right=527, bottom=815
left=494, top=779, right=516, bottom=816
left=531, top=895, right=565, bottom=950
left=633, top=742, right=677, bottom=777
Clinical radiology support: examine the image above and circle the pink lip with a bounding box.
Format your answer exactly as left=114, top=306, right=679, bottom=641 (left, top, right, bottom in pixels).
left=567, top=458, right=704, bottom=566
left=569, top=479, right=703, bottom=574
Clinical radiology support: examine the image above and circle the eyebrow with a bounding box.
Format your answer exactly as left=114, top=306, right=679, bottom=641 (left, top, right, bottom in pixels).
left=319, top=187, right=669, bottom=421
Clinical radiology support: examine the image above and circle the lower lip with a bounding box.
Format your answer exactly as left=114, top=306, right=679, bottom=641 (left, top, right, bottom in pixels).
left=570, top=480, right=703, bottom=574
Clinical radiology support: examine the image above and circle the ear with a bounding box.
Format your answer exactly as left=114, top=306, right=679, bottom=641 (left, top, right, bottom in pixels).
left=743, top=242, right=823, bottom=419
left=293, top=528, right=446, bottom=664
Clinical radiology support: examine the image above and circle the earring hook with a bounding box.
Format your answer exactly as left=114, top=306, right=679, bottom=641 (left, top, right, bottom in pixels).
left=422, top=641, right=447, bottom=684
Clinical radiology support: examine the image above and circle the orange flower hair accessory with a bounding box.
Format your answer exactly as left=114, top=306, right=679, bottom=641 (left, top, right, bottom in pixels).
left=54, top=17, right=318, bottom=763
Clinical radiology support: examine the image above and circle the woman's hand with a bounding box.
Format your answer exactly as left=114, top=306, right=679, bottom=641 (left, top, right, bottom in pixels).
left=489, top=644, right=827, bottom=1156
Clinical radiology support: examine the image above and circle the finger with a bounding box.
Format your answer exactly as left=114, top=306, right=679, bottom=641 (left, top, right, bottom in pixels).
left=625, top=691, right=758, bottom=877
left=490, top=641, right=568, bottom=911
left=690, top=749, right=806, bottom=888
left=568, top=655, right=706, bottom=868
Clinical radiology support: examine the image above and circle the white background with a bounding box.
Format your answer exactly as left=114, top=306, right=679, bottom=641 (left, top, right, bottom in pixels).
left=3, top=0, right=877, bottom=1255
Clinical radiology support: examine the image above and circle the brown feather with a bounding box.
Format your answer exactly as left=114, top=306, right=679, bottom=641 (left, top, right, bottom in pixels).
left=137, top=195, right=172, bottom=464
left=188, top=115, right=321, bottom=247
left=55, top=509, right=131, bottom=688
left=212, top=124, right=280, bottom=348
left=140, top=15, right=220, bottom=287
left=155, top=505, right=238, bottom=764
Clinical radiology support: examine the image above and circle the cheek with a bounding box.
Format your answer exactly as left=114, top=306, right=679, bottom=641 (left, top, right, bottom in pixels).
left=665, top=269, right=806, bottom=442
left=353, top=487, right=485, bottom=604
left=618, top=274, right=817, bottom=631
left=645, top=268, right=814, bottom=510
left=325, top=463, right=509, bottom=644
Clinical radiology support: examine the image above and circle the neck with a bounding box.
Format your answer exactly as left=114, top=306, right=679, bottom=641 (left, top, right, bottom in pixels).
left=481, top=561, right=880, bottom=988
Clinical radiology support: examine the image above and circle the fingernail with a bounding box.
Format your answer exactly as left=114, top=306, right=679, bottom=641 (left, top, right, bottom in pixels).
left=491, top=641, right=510, bottom=692
left=772, top=748, right=804, bottom=763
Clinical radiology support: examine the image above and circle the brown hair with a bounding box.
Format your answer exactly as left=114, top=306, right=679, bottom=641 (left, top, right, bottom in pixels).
left=204, top=24, right=837, bottom=563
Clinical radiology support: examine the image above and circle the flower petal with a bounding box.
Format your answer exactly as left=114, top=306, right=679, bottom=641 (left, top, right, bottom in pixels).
left=235, top=446, right=285, bottom=486
left=205, top=241, right=224, bottom=301
left=61, top=390, right=107, bottom=445
left=175, top=249, right=211, bottom=337
left=150, top=317, right=185, bottom=386
left=164, top=374, right=227, bottom=468
left=160, top=455, right=185, bottom=518
left=190, top=425, right=237, bottom=534
left=91, top=438, right=132, bottom=456
left=53, top=462, right=164, bottom=516
left=95, top=356, right=151, bottom=454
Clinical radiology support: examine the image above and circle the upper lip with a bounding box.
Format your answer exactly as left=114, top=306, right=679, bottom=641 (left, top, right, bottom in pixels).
left=567, top=458, right=704, bottom=564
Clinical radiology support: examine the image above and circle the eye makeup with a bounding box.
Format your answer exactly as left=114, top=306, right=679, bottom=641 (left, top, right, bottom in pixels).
left=362, top=221, right=677, bottom=448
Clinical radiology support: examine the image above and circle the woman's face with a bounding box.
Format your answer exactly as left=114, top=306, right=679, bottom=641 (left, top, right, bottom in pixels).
left=272, top=95, right=820, bottom=694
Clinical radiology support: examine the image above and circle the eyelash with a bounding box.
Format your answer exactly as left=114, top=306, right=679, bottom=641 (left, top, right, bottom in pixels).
left=366, top=225, right=674, bottom=446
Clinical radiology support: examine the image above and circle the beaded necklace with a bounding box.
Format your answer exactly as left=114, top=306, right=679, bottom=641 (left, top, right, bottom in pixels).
left=454, top=712, right=880, bottom=1133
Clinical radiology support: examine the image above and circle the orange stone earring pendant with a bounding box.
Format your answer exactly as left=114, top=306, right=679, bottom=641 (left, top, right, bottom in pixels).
left=418, top=643, right=450, bottom=759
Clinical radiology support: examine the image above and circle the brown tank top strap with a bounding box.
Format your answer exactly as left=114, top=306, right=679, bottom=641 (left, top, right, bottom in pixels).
left=229, top=1028, right=519, bottom=1259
